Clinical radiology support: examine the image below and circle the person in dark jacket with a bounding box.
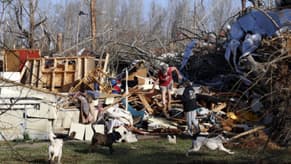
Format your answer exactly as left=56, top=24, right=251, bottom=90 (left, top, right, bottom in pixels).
left=181, top=80, right=200, bottom=136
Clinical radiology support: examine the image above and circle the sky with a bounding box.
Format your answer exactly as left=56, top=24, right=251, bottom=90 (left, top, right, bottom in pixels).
left=38, top=0, right=170, bottom=22
left=43, top=0, right=168, bottom=14
left=41, top=0, right=243, bottom=19
left=44, top=0, right=244, bottom=9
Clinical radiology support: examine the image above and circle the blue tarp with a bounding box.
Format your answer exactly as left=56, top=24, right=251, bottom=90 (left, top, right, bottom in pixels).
left=180, top=40, right=196, bottom=71
left=230, top=10, right=281, bottom=40
left=225, top=8, right=291, bottom=73
left=121, top=99, right=146, bottom=120
left=229, top=9, right=291, bottom=40
left=241, top=33, right=262, bottom=57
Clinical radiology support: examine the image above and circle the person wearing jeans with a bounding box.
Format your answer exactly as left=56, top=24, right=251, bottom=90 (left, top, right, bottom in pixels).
left=181, top=80, right=200, bottom=136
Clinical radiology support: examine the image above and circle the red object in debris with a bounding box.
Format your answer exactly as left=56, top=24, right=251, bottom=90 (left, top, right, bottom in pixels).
left=17, top=49, right=40, bottom=70
left=112, top=82, right=121, bottom=94
left=111, top=79, right=121, bottom=94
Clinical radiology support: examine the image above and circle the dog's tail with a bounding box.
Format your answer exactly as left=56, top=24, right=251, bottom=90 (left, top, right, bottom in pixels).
left=91, top=123, right=97, bottom=134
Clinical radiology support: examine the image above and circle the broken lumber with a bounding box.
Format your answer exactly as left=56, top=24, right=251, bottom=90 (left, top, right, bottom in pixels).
left=137, top=94, right=154, bottom=114
left=229, top=126, right=265, bottom=141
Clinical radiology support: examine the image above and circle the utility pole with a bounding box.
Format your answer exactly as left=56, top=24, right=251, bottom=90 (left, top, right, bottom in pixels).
left=76, top=2, right=84, bottom=54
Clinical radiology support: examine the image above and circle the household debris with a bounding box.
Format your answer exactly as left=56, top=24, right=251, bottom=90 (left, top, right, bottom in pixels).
left=0, top=6, right=289, bottom=152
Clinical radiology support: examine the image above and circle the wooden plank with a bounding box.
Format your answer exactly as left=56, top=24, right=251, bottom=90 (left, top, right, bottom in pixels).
left=27, top=60, right=33, bottom=85
left=31, top=60, right=39, bottom=86
left=137, top=94, right=154, bottom=114
left=229, top=126, right=265, bottom=141
left=55, top=73, right=63, bottom=86
left=102, top=53, right=109, bottom=73
left=63, top=58, right=67, bottom=87
left=36, top=60, right=41, bottom=87
left=75, top=58, right=81, bottom=81
left=3, top=51, right=6, bottom=71
left=4, top=50, right=20, bottom=71
left=127, top=62, right=147, bottom=85
left=19, top=56, right=97, bottom=92
left=38, top=59, right=43, bottom=88
left=42, top=72, right=51, bottom=88
left=84, top=57, right=88, bottom=77
left=19, top=61, right=29, bottom=81
left=30, top=60, right=36, bottom=85
left=66, top=73, right=75, bottom=85
left=51, top=58, right=56, bottom=91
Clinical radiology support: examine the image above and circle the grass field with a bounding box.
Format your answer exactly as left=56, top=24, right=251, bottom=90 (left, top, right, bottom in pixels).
left=0, top=136, right=290, bottom=164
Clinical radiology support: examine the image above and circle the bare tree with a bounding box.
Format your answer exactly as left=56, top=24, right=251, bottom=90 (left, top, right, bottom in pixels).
left=1, top=0, right=47, bottom=49
left=148, top=1, right=166, bottom=36
left=0, top=0, right=243, bottom=59
left=210, top=0, right=237, bottom=33
left=166, top=0, right=193, bottom=40
left=0, top=0, right=11, bottom=45
left=28, top=0, right=35, bottom=48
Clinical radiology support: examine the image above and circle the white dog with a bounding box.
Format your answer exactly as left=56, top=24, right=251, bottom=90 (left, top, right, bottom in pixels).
left=48, top=132, right=63, bottom=164
left=167, top=135, right=177, bottom=144
left=186, top=134, right=234, bottom=156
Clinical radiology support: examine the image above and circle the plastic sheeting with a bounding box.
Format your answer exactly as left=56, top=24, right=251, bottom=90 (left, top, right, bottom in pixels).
left=121, top=98, right=147, bottom=121
left=241, top=33, right=262, bottom=57
left=232, top=11, right=273, bottom=39
left=229, top=9, right=291, bottom=40
left=180, top=40, right=196, bottom=71
left=225, top=9, right=291, bottom=74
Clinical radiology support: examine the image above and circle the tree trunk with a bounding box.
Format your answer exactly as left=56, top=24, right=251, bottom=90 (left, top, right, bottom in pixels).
left=29, top=0, right=35, bottom=48
left=90, top=0, right=97, bottom=51
left=56, top=33, right=63, bottom=53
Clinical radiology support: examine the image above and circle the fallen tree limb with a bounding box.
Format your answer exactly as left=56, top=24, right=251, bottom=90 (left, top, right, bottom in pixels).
left=229, top=125, right=265, bottom=141
left=115, top=41, right=151, bottom=57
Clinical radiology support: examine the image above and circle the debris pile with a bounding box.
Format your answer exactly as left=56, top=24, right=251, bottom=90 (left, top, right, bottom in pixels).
left=181, top=8, right=291, bottom=147
left=0, top=7, right=290, bottom=150
left=31, top=8, right=291, bottom=149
